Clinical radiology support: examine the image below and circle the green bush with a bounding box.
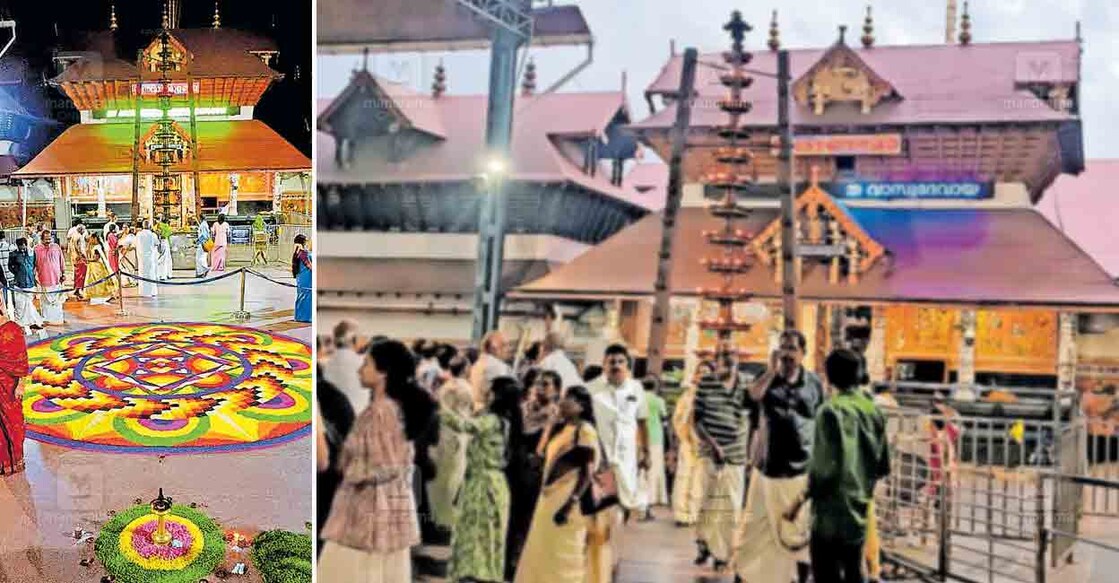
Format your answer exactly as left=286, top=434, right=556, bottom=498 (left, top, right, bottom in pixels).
left=251, top=530, right=312, bottom=583
left=95, top=504, right=224, bottom=583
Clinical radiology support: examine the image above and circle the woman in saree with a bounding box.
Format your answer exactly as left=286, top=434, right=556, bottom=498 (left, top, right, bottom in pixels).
left=105, top=224, right=120, bottom=275
left=210, top=214, right=229, bottom=272
left=428, top=353, right=474, bottom=531
left=83, top=233, right=118, bottom=305
left=0, top=312, right=31, bottom=475
left=515, top=385, right=609, bottom=583
left=292, top=234, right=312, bottom=323
left=506, top=369, right=562, bottom=579
left=117, top=226, right=139, bottom=288
left=441, top=376, right=518, bottom=582
left=318, top=339, right=422, bottom=582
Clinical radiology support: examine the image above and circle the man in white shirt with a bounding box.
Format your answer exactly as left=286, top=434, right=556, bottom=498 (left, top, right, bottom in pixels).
left=136, top=221, right=160, bottom=298
left=320, top=320, right=368, bottom=415
left=587, top=343, right=651, bottom=514
left=538, top=331, right=581, bottom=392
left=470, top=330, right=512, bottom=409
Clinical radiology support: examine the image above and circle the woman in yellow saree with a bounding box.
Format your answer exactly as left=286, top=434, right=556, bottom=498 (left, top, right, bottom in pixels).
left=514, top=385, right=610, bottom=583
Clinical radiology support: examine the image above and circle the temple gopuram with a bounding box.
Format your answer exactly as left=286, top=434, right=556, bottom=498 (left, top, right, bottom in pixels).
left=513, top=9, right=1119, bottom=403
left=316, top=59, right=664, bottom=340
left=11, top=4, right=311, bottom=227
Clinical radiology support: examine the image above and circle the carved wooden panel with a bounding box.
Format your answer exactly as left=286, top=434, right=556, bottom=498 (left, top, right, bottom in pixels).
left=974, top=309, right=1058, bottom=374
left=884, top=305, right=960, bottom=368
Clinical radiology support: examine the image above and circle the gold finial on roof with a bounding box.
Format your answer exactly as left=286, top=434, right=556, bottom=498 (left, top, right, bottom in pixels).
left=110, top=3, right=118, bottom=31
left=959, top=1, right=972, bottom=45
left=768, top=10, right=780, bottom=52
left=521, top=58, right=537, bottom=96
left=432, top=61, right=448, bottom=98
left=161, top=1, right=170, bottom=30
left=213, top=1, right=222, bottom=29
left=862, top=4, right=875, bottom=48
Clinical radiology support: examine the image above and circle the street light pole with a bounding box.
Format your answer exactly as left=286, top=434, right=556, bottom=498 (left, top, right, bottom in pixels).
left=776, top=49, right=798, bottom=330
left=471, top=22, right=523, bottom=341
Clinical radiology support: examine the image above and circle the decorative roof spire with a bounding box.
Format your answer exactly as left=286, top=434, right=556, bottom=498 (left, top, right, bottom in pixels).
left=110, top=3, right=118, bottom=31
left=161, top=1, right=170, bottom=30
left=723, top=10, right=752, bottom=55
left=768, top=10, right=780, bottom=52
left=958, top=1, right=972, bottom=45
left=838, top=24, right=848, bottom=45
left=213, top=1, right=222, bottom=29
left=432, top=61, right=447, bottom=98
left=862, top=4, right=875, bottom=48
left=521, top=58, right=537, bottom=96
left=361, top=47, right=369, bottom=71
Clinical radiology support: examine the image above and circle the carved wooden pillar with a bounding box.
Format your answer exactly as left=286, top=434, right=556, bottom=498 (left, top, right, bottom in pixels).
left=802, top=302, right=821, bottom=372
left=958, top=309, right=977, bottom=386
left=1057, top=312, right=1078, bottom=396
left=868, top=305, right=887, bottom=382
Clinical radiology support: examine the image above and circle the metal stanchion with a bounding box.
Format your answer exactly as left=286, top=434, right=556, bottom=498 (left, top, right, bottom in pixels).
left=115, top=248, right=128, bottom=317
left=233, top=268, right=250, bottom=321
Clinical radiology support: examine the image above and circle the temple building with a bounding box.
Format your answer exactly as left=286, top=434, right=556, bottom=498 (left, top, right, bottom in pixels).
left=513, top=11, right=1119, bottom=394
left=316, top=60, right=665, bottom=340
left=11, top=5, right=311, bottom=227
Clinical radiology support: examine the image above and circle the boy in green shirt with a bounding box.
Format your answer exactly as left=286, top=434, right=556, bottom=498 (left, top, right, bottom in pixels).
left=786, top=348, right=890, bottom=583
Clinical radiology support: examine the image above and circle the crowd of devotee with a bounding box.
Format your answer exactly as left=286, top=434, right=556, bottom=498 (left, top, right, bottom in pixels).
left=312, top=307, right=939, bottom=583
left=0, top=211, right=315, bottom=331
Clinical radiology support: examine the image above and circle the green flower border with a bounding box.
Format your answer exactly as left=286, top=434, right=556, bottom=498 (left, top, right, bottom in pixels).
left=95, top=504, right=225, bottom=583
left=251, top=530, right=312, bottom=583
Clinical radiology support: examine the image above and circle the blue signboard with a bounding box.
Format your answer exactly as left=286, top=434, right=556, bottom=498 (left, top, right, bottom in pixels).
left=833, top=181, right=993, bottom=200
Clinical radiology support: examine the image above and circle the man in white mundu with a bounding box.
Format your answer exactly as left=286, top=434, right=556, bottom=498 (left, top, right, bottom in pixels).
left=587, top=343, right=651, bottom=512
left=137, top=221, right=160, bottom=298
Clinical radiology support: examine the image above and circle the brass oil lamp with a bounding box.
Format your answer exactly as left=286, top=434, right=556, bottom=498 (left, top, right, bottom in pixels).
left=150, top=488, right=173, bottom=546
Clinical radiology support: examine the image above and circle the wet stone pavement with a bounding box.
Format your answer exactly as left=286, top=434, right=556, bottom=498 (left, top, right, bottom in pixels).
left=0, top=265, right=311, bottom=583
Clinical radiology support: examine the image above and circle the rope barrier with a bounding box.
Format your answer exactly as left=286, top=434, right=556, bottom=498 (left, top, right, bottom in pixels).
left=1, top=270, right=122, bottom=295
left=120, top=268, right=246, bottom=287
left=245, top=269, right=312, bottom=291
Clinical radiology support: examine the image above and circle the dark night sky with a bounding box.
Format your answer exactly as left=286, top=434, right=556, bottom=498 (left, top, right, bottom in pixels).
left=0, top=0, right=311, bottom=158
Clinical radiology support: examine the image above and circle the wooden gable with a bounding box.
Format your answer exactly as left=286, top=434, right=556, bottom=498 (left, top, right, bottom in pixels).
left=792, top=35, right=899, bottom=115
left=751, top=167, right=885, bottom=284
left=143, top=33, right=192, bottom=72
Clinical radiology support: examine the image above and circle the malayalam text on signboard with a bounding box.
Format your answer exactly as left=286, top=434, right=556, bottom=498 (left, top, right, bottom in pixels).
left=793, top=134, right=903, bottom=156
left=834, top=181, right=994, bottom=200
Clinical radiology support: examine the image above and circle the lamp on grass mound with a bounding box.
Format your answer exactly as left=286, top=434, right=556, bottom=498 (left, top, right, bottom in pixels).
left=95, top=491, right=224, bottom=583
left=251, top=530, right=313, bottom=583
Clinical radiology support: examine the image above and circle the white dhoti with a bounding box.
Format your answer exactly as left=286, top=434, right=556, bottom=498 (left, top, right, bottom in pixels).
left=672, top=443, right=706, bottom=525
left=317, top=542, right=411, bottom=583
left=696, top=459, right=745, bottom=562
left=734, top=469, right=811, bottom=582
left=641, top=440, right=669, bottom=506
left=12, top=290, right=43, bottom=331
left=194, top=245, right=209, bottom=277
left=158, top=241, right=172, bottom=280
left=139, top=261, right=158, bottom=297
left=39, top=285, right=64, bottom=324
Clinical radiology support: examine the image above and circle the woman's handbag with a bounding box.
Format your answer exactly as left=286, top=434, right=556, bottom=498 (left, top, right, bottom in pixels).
left=202, top=240, right=215, bottom=252
left=577, top=423, right=620, bottom=514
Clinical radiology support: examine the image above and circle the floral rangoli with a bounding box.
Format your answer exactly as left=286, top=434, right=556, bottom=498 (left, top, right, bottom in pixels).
left=23, top=323, right=311, bottom=454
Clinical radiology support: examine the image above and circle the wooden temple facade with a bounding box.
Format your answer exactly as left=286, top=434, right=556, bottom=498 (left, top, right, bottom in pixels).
left=513, top=13, right=1119, bottom=396
left=10, top=7, right=310, bottom=227
left=315, top=59, right=665, bottom=339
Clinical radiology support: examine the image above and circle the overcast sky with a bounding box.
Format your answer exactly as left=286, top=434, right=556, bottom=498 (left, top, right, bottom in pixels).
left=318, top=0, right=1118, bottom=158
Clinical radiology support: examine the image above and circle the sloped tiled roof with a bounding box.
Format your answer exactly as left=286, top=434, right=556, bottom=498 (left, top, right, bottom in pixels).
left=636, top=40, right=1079, bottom=131
left=13, top=120, right=309, bottom=177
left=1037, top=159, right=1119, bottom=279
left=52, top=28, right=281, bottom=83
left=317, top=80, right=664, bottom=211
left=516, top=206, right=1119, bottom=308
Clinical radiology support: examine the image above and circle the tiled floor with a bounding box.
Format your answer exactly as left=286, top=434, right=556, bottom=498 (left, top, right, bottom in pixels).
left=0, top=265, right=311, bottom=583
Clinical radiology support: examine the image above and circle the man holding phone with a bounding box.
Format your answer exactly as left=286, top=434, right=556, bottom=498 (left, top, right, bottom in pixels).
left=735, top=330, right=824, bottom=583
